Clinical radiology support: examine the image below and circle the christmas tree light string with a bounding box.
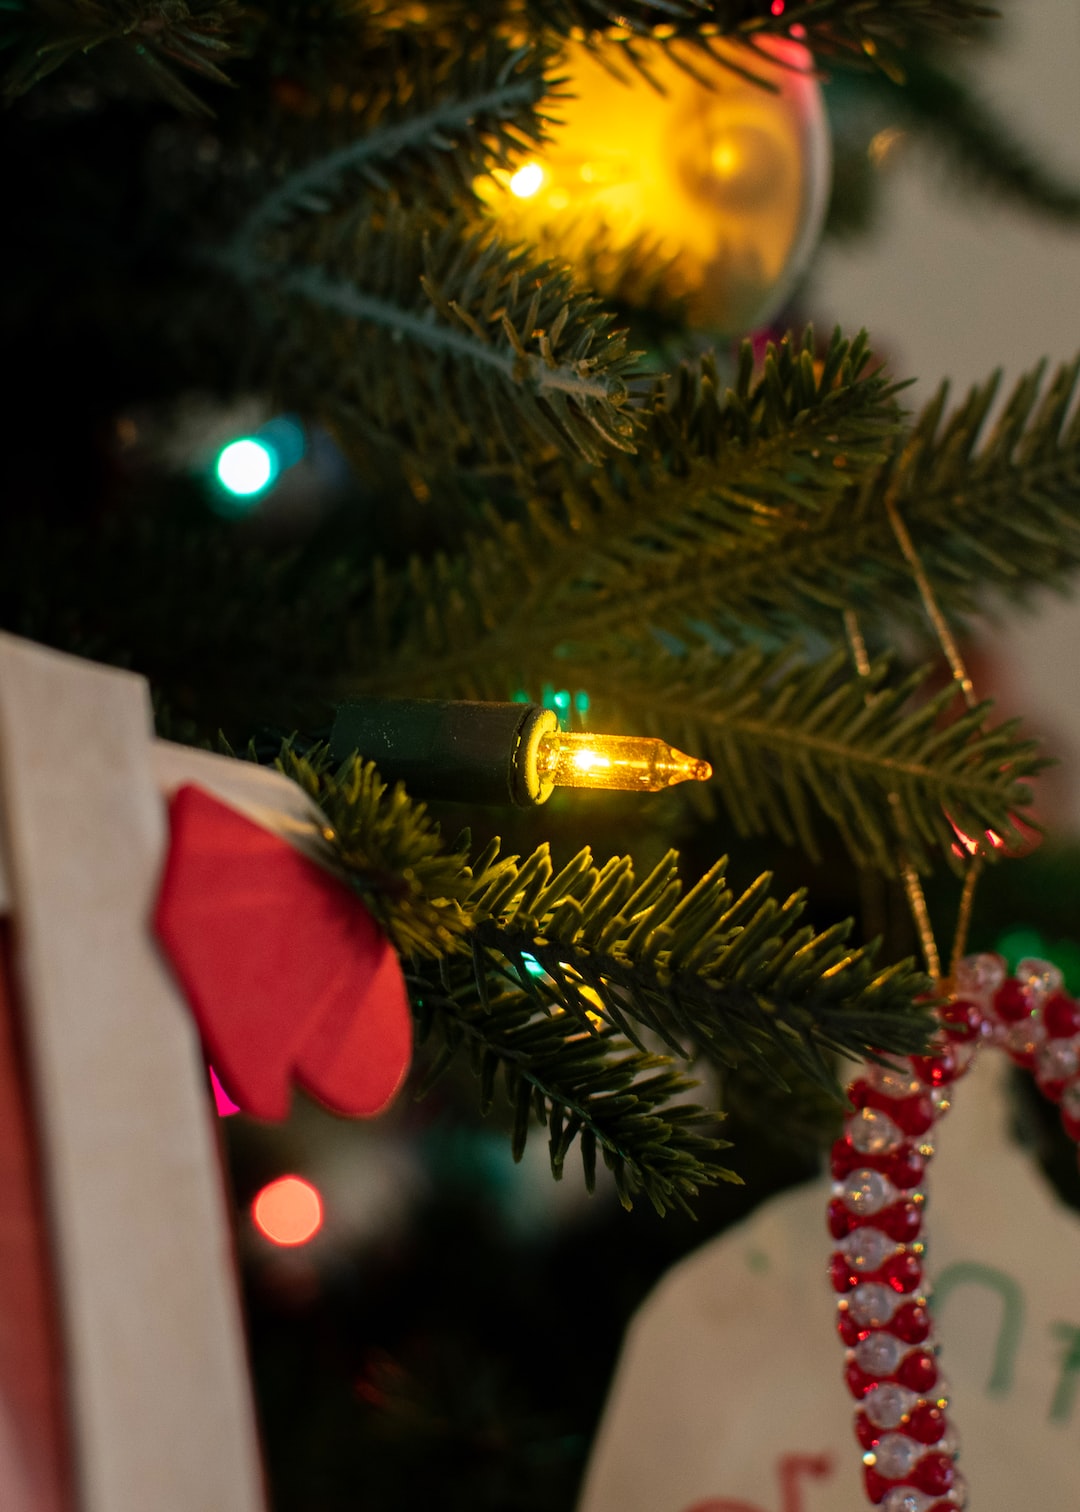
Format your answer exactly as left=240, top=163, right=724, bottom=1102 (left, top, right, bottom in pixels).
left=831, top=504, right=1048, bottom=1511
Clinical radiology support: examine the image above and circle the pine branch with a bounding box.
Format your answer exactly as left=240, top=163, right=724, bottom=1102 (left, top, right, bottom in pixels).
left=273, top=746, right=934, bottom=1206
left=348, top=327, right=903, bottom=692
left=232, top=38, right=555, bottom=244
left=463, top=843, right=932, bottom=1083
left=497, top=0, right=992, bottom=66
left=731, top=1, right=995, bottom=70
left=220, top=207, right=640, bottom=464
left=496, top=0, right=995, bottom=85
left=410, top=965, right=731, bottom=1215
left=359, top=348, right=1080, bottom=675
left=664, top=354, right=1080, bottom=637
left=547, top=642, right=1044, bottom=872
left=275, top=746, right=480, bottom=960
left=3, top=0, right=244, bottom=111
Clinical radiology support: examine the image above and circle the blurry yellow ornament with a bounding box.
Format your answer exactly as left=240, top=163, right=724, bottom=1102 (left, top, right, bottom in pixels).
left=482, top=35, right=831, bottom=334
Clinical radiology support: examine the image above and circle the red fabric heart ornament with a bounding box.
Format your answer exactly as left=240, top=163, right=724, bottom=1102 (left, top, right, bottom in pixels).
left=153, top=784, right=412, bottom=1121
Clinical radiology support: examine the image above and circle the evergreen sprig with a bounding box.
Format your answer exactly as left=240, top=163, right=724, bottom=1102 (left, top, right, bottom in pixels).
left=222, top=208, right=640, bottom=464
left=280, top=746, right=933, bottom=1204
left=349, top=327, right=902, bottom=693
left=464, top=842, right=931, bottom=1081
left=3, top=0, right=244, bottom=112
left=506, top=0, right=992, bottom=66
left=275, top=745, right=479, bottom=959
left=549, top=642, right=1043, bottom=872
left=730, top=0, right=995, bottom=67
left=671, top=354, right=1080, bottom=637
left=231, top=37, right=556, bottom=243
left=410, top=965, right=730, bottom=1215
left=357, top=348, right=1080, bottom=679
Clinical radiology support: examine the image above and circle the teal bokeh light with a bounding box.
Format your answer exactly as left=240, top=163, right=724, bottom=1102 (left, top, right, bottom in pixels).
left=210, top=417, right=307, bottom=516
left=215, top=437, right=277, bottom=499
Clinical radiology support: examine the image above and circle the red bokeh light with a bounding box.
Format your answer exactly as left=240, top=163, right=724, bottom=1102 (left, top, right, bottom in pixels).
left=252, top=1175, right=324, bottom=1247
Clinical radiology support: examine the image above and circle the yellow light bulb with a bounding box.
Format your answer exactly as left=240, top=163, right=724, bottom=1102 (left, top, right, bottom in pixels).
left=478, top=35, right=830, bottom=336
left=535, top=731, right=712, bottom=794
left=508, top=161, right=544, bottom=198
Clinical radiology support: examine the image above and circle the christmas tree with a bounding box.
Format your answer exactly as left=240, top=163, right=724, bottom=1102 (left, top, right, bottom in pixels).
left=3, top=2, right=1080, bottom=1508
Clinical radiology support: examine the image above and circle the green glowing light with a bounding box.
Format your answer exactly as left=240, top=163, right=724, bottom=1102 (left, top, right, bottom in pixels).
left=215, top=437, right=277, bottom=498
left=1049, top=942, right=1080, bottom=994
left=573, top=689, right=590, bottom=715
left=994, top=927, right=1047, bottom=972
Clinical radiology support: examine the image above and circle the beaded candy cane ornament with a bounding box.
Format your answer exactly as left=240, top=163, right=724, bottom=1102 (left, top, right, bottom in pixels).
left=830, top=951, right=1080, bottom=1511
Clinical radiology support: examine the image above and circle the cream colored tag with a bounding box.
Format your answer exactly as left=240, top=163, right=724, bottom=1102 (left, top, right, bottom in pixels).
left=579, top=1052, right=1080, bottom=1512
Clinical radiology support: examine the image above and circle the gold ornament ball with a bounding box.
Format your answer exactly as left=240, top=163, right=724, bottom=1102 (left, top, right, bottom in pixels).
left=484, top=36, right=831, bottom=335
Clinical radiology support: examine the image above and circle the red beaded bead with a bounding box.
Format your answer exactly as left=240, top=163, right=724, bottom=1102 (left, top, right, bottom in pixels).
left=911, top=1047, right=959, bottom=1086
left=829, top=1196, right=855, bottom=1238
left=863, top=1465, right=890, bottom=1504
left=897, top=1350, right=938, bottom=1392
left=848, top=1079, right=875, bottom=1110
left=882, top=1251, right=922, bottom=1293
left=1037, top=1074, right=1068, bottom=1104
left=837, top=1310, right=864, bottom=1346
left=831, top=1254, right=857, bottom=1292
left=907, top=1402, right=947, bottom=1444
left=890, top=1302, right=932, bottom=1344
left=855, top=1411, right=880, bottom=1449
left=878, top=1148, right=925, bottom=1189
left=993, top=977, right=1030, bottom=1022
left=938, top=999, right=982, bottom=1041
left=913, top=1452, right=955, bottom=1496
left=876, top=1200, right=922, bottom=1242
left=831, top=1140, right=861, bottom=1181
left=1043, top=991, right=1080, bottom=1039
left=890, top=1094, right=935, bottom=1137
left=845, top=1362, right=875, bottom=1400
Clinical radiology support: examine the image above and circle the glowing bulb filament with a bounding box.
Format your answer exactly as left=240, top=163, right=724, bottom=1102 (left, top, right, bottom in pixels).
left=536, top=732, right=711, bottom=793
left=509, top=161, right=544, bottom=198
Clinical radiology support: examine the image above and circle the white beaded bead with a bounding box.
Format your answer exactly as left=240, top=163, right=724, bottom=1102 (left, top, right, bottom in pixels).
left=1037, top=1037, right=1080, bottom=1082
left=870, top=1432, right=921, bottom=1480
left=881, top=1489, right=934, bottom=1512
left=842, top=1226, right=896, bottom=1272
left=864, top=1382, right=918, bottom=1429
left=848, top=1282, right=899, bottom=1327
left=1005, top=1020, right=1044, bottom=1060
left=848, top=1106, right=904, bottom=1155
left=947, top=1469, right=970, bottom=1508
left=954, top=952, right=1005, bottom=1002
left=1015, top=956, right=1064, bottom=1007
left=865, top=1061, right=925, bottom=1099
left=840, top=1167, right=895, bottom=1216
left=854, top=1331, right=906, bottom=1376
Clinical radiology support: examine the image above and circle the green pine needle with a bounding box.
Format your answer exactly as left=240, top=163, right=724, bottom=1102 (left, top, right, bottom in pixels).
left=545, top=642, right=1045, bottom=873
left=283, top=747, right=934, bottom=1207
left=218, top=207, right=640, bottom=464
